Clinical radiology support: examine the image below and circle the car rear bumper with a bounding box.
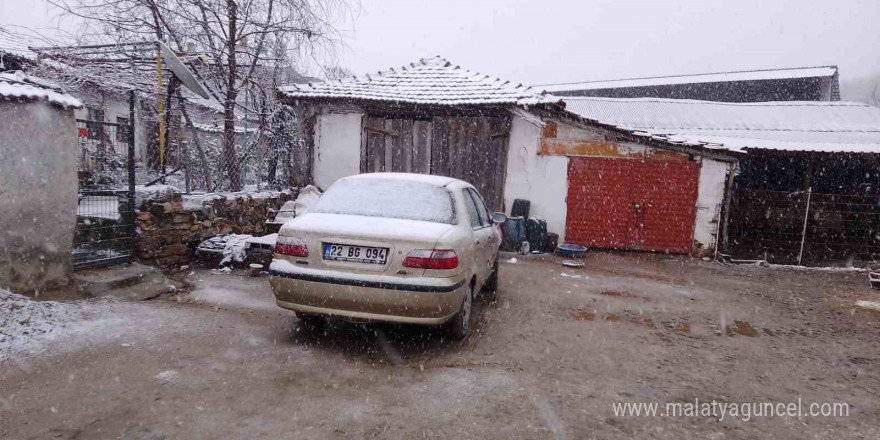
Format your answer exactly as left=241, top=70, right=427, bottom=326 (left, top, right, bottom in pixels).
left=268, top=260, right=466, bottom=325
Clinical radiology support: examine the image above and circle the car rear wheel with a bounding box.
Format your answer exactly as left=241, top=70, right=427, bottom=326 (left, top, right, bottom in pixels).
left=446, top=283, right=474, bottom=340
left=484, top=257, right=499, bottom=295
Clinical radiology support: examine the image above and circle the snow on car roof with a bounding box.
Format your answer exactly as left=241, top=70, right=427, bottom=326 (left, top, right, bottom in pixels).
left=563, top=97, right=880, bottom=154
left=279, top=56, right=562, bottom=107
left=342, top=173, right=461, bottom=187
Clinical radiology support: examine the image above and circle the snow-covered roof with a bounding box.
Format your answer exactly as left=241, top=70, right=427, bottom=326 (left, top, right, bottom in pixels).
left=191, top=122, right=258, bottom=134
left=279, top=56, right=562, bottom=107
left=0, top=28, right=37, bottom=61
left=0, top=71, right=82, bottom=108
left=563, top=97, right=880, bottom=154
left=540, top=66, right=838, bottom=93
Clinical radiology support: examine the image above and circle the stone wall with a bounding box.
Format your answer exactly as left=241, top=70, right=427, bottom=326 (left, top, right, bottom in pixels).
left=135, top=189, right=294, bottom=266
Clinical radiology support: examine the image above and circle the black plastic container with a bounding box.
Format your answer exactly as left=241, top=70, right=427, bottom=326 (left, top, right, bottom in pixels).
left=526, top=217, right=547, bottom=253
left=511, top=199, right=531, bottom=220
left=544, top=233, right=559, bottom=253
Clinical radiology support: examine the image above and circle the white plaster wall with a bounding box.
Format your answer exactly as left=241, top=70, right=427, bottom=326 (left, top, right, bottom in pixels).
left=313, top=113, right=363, bottom=190
left=0, top=101, right=78, bottom=292
left=503, top=114, right=570, bottom=242
left=693, top=158, right=731, bottom=252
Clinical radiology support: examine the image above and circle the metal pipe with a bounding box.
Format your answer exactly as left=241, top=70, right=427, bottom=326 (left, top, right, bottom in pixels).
left=128, top=90, right=137, bottom=264
left=31, top=41, right=155, bottom=51
left=719, top=161, right=737, bottom=252
left=156, top=42, right=165, bottom=177
left=797, top=187, right=813, bottom=266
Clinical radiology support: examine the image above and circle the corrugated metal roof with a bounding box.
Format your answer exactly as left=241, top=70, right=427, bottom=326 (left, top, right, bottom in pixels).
left=563, top=97, right=880, bottom=154
left=279, top=56, right=561, bottom=107
left=0, top=28, right=37, bottom=61
left=540, top=66, right=838, bottom=93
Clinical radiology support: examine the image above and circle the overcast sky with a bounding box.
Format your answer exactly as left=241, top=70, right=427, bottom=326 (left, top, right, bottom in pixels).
left=3, top=0, right=879, bottom=88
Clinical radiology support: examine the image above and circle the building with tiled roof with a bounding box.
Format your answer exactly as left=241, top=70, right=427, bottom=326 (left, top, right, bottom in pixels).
left=276, top=56, right=737, bottom=258
left=279, top=56, right=561, bottom=107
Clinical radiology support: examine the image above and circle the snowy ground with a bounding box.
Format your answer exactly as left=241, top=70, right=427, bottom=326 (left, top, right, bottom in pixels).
left=1, top=253, right=880, bottom=439
left=0, top=289, right=85, bottom=361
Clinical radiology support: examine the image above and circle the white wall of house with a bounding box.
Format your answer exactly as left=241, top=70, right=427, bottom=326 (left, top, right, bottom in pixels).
left=503, top=114, right=732, bottom=252
left=503, top=114, right=570, bottom=242
left=302, top=107, right=730, bottom=254
left=313, top=112, right=363, bottom=190
left=694, top=159, right=732, bottom=253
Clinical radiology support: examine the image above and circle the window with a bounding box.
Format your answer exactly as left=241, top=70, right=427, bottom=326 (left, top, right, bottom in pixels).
left=466, top=188, right=492, bottom=227
left=312, top=179, right=456, bottom=224
left=462, top=189, right=483, bottom=229
left=116, top=117, right=129, bottom=143
left=86, top=107, right=105, bottom=140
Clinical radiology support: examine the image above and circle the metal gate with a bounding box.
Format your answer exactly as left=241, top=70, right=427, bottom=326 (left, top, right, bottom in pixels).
left=72, top=116, right=136, bottom=269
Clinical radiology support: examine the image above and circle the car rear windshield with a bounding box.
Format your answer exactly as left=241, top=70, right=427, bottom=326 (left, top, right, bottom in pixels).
left=311, top=178, right=456, bottom=224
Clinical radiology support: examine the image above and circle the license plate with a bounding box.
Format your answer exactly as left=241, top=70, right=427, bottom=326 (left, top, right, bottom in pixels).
left=323, top=243, right=389, bottom=264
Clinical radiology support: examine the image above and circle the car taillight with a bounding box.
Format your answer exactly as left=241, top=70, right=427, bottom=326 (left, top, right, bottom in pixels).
left=274, top=236, right=308, bottom=257
left=403, top=249, right=459, bottom=270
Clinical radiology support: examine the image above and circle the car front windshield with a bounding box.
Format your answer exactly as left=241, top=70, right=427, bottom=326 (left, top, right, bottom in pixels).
left=311, top=178, right=456, bottom=224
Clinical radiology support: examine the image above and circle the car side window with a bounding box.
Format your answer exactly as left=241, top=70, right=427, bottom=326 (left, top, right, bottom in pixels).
left=462, top=190, right=482, bottom=229
left=467, top=189, right=492, bottom=227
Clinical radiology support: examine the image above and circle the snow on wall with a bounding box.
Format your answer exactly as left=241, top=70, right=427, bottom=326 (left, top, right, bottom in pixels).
left=694, top=159, right=730, bottom=252
left=503, top=114, right=569, bottom=242
left=313, top=113, right=362, bottom=190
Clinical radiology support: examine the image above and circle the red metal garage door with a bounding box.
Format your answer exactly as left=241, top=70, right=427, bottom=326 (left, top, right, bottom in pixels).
left=565, top=157, right=700, bottom=254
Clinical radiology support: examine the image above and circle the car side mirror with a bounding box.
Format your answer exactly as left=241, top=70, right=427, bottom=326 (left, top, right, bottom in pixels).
left=492, top=212, right=508, bottom=224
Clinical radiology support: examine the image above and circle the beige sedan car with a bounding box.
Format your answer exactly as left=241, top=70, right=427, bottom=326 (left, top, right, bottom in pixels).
left=269, top=173, right=505, bottom=339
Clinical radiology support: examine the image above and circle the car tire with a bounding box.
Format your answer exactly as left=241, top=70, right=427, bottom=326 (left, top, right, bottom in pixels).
left=296, top=312, right=325, bottom=329
left=446, top=283, right=474, bottom=340
left=484, top=256, right=499, bottom=295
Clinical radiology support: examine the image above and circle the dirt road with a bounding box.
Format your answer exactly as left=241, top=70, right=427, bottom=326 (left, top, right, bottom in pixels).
left=2, top=253, right=879, bottom=439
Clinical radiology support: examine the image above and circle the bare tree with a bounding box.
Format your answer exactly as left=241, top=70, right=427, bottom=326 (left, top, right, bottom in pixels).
left=323, top=64, right=353, bottom=81
left=50, top=0, right=347, bottom=190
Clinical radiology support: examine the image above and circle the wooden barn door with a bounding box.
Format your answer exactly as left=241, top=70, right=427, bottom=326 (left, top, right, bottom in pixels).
left=431, top=116, right=510, bottom=212
left=361, top=117, right=432, bottom=174
left=360, top=115, right=510, bottom=212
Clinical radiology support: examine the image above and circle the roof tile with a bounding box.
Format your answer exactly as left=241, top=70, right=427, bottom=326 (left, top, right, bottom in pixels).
left=279, top=56, right=561, bottom=106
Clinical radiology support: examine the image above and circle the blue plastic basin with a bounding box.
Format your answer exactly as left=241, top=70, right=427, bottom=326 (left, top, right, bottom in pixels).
left=556, top=243, right=587, bottom=259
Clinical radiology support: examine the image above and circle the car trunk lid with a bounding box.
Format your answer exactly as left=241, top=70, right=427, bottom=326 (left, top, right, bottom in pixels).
left=277, top=213, right=454, bottom=277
